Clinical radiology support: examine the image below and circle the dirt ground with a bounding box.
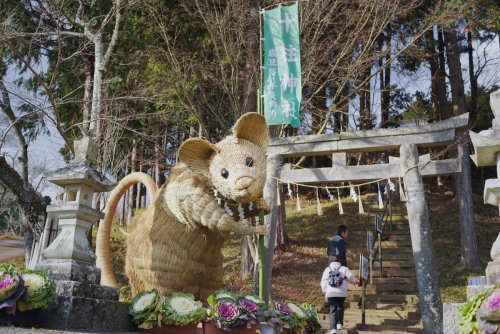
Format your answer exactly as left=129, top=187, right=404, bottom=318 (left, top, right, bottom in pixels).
left=0, top=235, right=24, bottom=262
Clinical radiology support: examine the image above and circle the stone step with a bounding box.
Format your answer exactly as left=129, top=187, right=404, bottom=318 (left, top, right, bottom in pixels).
left=318, top=310, right=420, bottom=328
left=348, top=293, right=419, bottom=304
left=350, top=225, right=410, bottom=233
left=353, top=324, right=424, bottom=334
left=348, top=301, right=418, bottom=311
left=347, top=284, right=418, bottom=293
left=348, top=247, right=413, bottom=254
left=347, top=253, right=414, bottom=261
left=350, top=268, right=416, bottom=278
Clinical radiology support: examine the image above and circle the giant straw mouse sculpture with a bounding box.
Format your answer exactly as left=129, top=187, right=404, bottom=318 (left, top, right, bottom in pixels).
left=95, top=112, right=269, bottom=300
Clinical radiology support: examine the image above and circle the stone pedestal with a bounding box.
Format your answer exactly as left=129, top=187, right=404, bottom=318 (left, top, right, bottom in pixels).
left=0, top=296, right=136, bottom=332
left=36, top=259, right=119, bottom=301
left=30, top=259, right=133, bottom=331
left=486, top=261, right=500, bottom=284
left=443, top=303, right=463, bottom=334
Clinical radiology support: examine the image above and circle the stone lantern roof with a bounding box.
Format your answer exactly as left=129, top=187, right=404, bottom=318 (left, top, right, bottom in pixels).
left=46, top=136, right=115, bottom=192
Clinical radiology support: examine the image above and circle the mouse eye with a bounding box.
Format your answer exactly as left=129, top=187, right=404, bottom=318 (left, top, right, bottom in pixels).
left=221, top=168, right=229, bottom=178
left=245, top=157, right=254, bottom=167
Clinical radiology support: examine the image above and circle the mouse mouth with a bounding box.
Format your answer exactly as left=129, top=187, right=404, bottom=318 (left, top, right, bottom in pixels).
left=234, top=176, right=255, bottom=191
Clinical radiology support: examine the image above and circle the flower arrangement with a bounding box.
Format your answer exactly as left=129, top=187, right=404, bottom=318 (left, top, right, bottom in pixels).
left=0, top=264, right=55, bottom=315
left=476, top=287, right=500, bottom=333
left=264, top=301, right=308, bottom=334
left=129, top=289, right=162, bottom=329
left=129, top=290, right=206, bottom=330
left=459, top=285, right=500, bottom=334
left=301, top=303, right=321, bottom=334
left=206, top=290, right=263, bottom=331
left=17, top=269, right=56, bottom=311
left=162, top=292, right=206, bottom=326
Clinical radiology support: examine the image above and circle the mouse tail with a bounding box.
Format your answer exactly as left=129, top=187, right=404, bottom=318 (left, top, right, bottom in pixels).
left=96, top=172, right=159, bottom=288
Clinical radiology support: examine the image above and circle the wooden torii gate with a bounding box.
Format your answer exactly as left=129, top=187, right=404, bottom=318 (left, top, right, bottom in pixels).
left=262, top=113, right=468, bottom=333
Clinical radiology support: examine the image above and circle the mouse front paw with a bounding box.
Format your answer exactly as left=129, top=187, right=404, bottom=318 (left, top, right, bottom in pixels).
left=253, top=224, right=267, bottom=235
left=255, top=198, right=270, bottom=214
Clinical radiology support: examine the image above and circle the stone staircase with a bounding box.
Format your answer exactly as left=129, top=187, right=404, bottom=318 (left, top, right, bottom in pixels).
left=318, top=200, right=423, bottom=333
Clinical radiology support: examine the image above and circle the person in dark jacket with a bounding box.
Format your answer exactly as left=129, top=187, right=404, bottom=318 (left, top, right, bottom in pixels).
left=327, top=225, right=348, bottom=266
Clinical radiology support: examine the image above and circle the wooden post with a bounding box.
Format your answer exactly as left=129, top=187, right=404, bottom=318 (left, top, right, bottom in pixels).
left=399, top=144, right=443, bottom=334
left=263, top=154, right=282, bottom=303
left=378, top=232, right=382, bottom=277
left=360, top=279, right=366, bottom=329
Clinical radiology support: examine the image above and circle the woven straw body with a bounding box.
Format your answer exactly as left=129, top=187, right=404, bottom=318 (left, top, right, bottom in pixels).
left=126, top=166, right=227, bottom=299
left=98, top=113, right=270, bottom=301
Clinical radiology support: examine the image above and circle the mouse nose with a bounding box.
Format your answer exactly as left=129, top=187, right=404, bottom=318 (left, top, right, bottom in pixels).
left=235, top=176, right=255, bottom=190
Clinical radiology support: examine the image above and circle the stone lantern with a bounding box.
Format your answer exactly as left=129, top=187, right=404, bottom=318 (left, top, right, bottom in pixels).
left=470, top=88, right=500, bottom=284
left=30, top=137, right=134, bottom=332
left=41, top=137, right=112, bottom=264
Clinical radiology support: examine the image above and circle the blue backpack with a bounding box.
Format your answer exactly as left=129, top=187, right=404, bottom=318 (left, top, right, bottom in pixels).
left=328, top=264, right=345, bottom=288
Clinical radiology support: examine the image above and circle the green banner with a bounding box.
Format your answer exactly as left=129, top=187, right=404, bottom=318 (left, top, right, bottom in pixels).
left=262, top=3, right=301, bottom=128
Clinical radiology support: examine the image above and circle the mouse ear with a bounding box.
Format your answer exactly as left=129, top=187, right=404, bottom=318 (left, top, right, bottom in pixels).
left=178, top=138, right=217, bottom=175
left=232, top=112, right=269, bottom=149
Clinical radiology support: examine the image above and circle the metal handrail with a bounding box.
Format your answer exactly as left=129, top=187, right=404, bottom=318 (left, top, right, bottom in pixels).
left=370, top=189, right=393, bottom=279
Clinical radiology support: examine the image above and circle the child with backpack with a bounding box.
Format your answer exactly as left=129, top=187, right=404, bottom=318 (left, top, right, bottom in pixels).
left=320, top=255, right=359, bottom=333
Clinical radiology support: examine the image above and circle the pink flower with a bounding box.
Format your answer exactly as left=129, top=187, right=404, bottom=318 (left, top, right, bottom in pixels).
left=277, top=303, right=292, bottom=315
left=0, top=276, right=14, bottom=290
left=240, top=299, right=258, bottom=313
left=217, top=302, right=239, bottom=321
left=486, top=294, right=500, bottom=311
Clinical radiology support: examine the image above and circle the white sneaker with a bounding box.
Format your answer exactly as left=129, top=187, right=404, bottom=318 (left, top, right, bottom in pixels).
left=336, top=324, right=343, bottom=330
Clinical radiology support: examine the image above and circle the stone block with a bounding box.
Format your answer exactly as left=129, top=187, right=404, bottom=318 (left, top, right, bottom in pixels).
left=467, top=285, right=494, bottom=300
left=0, top=296, right=136, bottom=332
left=36, top=259, right=100, bottom=284
left=55, top=280, right=119, bottom=301
left=443, top=302, right=463, bottom=334
left=486, top=261, right=500, bottom=284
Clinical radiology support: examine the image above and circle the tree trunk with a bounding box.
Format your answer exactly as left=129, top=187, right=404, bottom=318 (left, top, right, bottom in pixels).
left=437, top=26, right=450, bottom=120
left=275, top=187, right=288, bottom=251
left=89, top=33, right=104, bottom=136
left=468, top=30, right=478, bottom=129
left=241, top=0, right=259, bottom=114
left=263, top=153, right=282, bottom=302
left=445, top=28, right=482, bottom=271
left=380, top=30, right=391, bottom=127
left=126, top=142, right=137, bottom=225
left=0, top=79, right=28, bottom=183
left=82, top=55, right=94, bottom=135
left=359, top=68, right=372, bottom=130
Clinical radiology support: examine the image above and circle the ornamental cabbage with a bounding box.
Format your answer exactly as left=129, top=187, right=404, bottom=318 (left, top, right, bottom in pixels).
left=17, top=269, right=56, bottom=311
left=129, top=289, right=162, bottom=329
left=207, top=289, right=237, bottom=307
left=302, top=303, right=321, bottom=334
left=0, top=270, right=26, bottom=315
left=162, top=292, right=206, bottom=326
left=206, top=290, right=259, bottom=331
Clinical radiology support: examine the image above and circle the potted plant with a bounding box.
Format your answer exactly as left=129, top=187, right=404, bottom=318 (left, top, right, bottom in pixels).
left=458, top=284, right=500, bottom=333
left=475, top=286, right=500, bottom=334
left=160, top=292, right=206, bottom=333
left=129, top=289, right=162, bottom=330
left=204, top=290, right=261, bottom=334
left=0, top=264, right=57, bottom=326
left=301, top=303, right=321, bottom=334
left=129, top=290, right=206, bottom=334
left=17, top=269, right=56, bottom=311
left=0, top=266, right=27, bottom=317
left=262, top=301, right=308, bottom=334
